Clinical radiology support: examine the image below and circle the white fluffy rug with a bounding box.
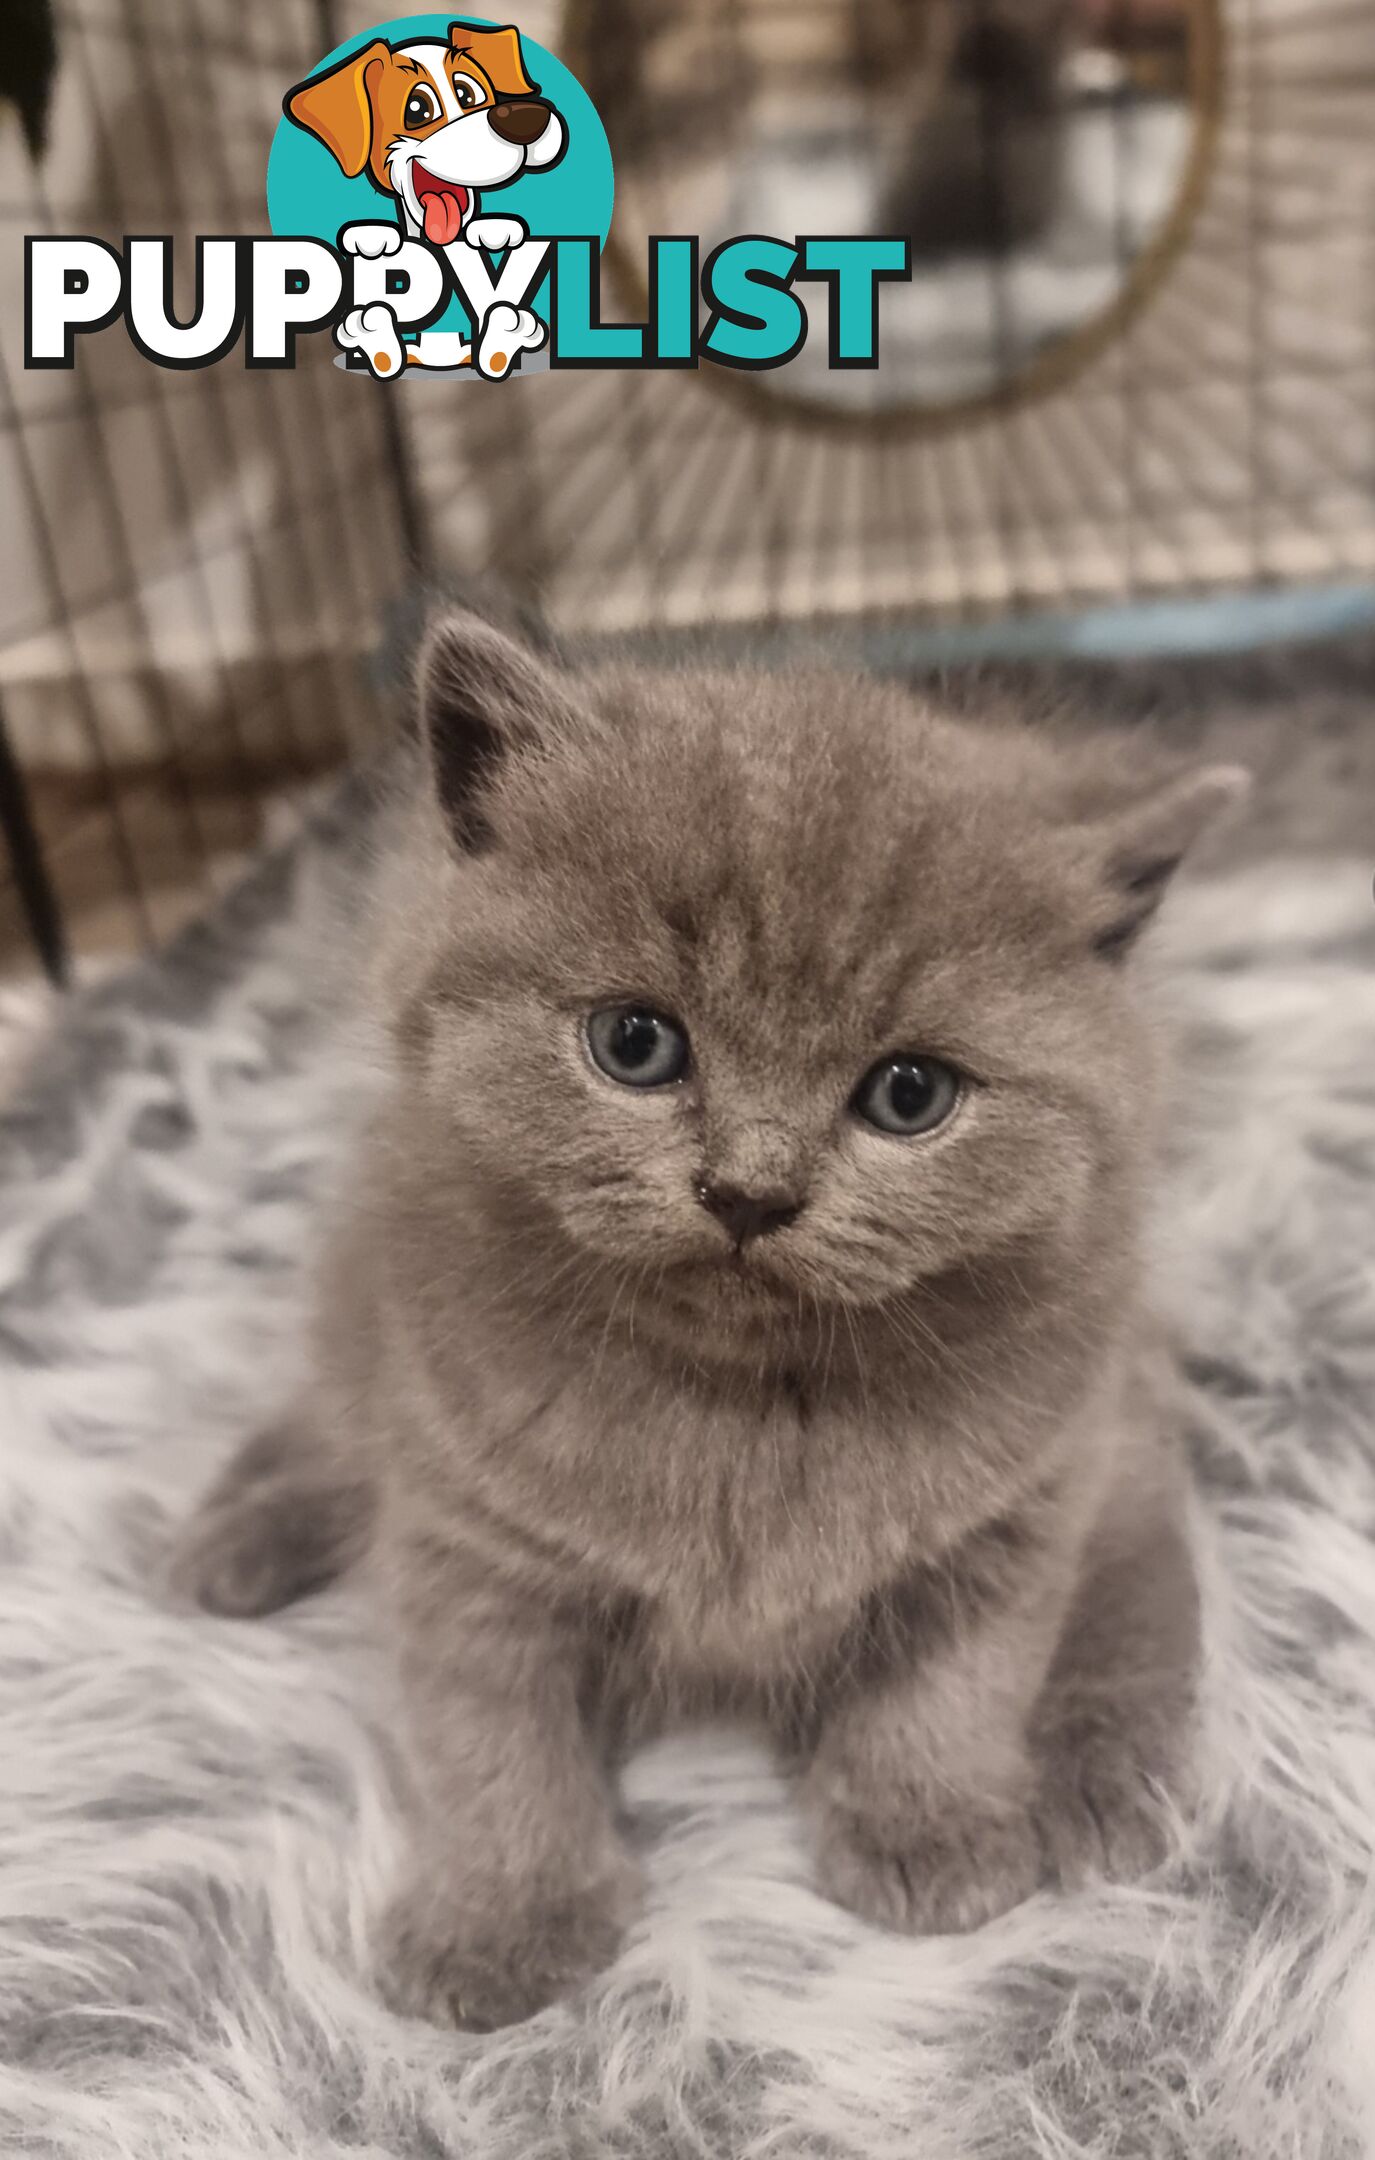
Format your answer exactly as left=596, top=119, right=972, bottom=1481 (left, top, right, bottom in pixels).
left=1, top=718, right=1374, bottom=2158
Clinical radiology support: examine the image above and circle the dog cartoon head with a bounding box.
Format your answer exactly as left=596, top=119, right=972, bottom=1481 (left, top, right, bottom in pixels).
left=286, top=21, right=566, bottom=244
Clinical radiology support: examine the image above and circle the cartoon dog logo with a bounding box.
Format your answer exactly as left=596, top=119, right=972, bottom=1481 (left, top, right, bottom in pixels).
left=285, top=21, right=566, bottom=379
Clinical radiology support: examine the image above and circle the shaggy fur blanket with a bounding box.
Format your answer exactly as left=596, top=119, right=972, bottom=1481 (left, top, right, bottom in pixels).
left=1, top=648, right=1374, bottom=2160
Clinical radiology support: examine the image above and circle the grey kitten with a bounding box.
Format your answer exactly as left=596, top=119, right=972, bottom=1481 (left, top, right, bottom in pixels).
left=173, top=614, right=1245, bottom=2031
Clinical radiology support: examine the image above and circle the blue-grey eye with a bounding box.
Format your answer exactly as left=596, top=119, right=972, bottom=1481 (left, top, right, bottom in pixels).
left=586, top=1006, right=690, bottom=1088
left=853, top=1055, right=960, bottom=1137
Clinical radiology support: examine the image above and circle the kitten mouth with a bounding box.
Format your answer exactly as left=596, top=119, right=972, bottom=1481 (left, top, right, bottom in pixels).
left=732, top=1260, right=793, bottom=1303
left=669, top=1249, right=796, bottom=1309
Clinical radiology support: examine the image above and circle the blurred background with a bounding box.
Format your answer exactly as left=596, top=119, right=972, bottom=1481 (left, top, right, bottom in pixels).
left=1, top=0, right=1372, bottom=990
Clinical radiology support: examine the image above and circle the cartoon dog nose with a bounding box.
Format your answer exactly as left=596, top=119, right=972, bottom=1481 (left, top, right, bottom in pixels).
left=697, top=1181, right=802, bottom=1247
left=489, top=98, right=551, bottom=146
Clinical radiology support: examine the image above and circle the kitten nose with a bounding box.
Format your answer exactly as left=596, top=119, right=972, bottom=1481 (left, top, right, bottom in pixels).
left=696, top=1180, right=802, bottom=1247
left=489, top=98, right=551, bottom=145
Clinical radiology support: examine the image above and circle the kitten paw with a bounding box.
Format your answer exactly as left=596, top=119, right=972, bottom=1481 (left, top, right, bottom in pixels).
left=1034, top=1723, right=1189, bottom=1888
left=169, top=1431, right=370, bottom=1617
left=815, top=1795, right=1040, bottom=1936
left=169, top=1490, right=339, bottom=1616
left=375, top=1869, right=639, bottom=2031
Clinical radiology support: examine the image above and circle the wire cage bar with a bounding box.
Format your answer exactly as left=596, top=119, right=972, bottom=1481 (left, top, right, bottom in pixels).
left=0, top=0, right=422, bottom=975
left=0, top=0, right=1372, bottom=983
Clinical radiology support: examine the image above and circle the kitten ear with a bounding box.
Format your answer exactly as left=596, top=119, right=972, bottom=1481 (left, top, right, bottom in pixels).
left=1085, top=763, right=1250, bottom=959
left=417, top=609, right=577, bottom=851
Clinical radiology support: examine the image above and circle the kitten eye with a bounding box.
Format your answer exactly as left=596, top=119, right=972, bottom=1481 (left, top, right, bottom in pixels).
left=586, top=1006, right=690, bottom=1089
left=853, top=1054, right=961, bottom=1137
left=402, top=85, right=440, bottom=127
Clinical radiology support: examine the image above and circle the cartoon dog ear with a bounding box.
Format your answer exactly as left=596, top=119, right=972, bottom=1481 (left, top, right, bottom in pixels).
left=285, top=39, right=389, bottom=179
left=450, top=22, right=537, bottom=98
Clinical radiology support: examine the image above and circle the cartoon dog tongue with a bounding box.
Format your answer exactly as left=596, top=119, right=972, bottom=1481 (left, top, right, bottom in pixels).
left=422, top=186, right=467, bottom=246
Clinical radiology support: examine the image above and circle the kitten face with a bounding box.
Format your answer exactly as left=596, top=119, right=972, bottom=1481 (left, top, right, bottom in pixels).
left=392, top=627, right=1241, bottom=1360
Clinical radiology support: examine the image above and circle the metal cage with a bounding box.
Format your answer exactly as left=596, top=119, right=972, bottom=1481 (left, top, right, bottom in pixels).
left=1, top=0, right=1371, bottom=982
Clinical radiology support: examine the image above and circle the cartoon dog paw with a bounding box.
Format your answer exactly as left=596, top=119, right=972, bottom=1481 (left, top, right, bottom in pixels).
left=464, top=215, right=528, bottom=255
left=336, top=301, right=405, bottom=379
left=339, top=222, right=403, bottom=259
left=475, top=301, right=545, bottom=381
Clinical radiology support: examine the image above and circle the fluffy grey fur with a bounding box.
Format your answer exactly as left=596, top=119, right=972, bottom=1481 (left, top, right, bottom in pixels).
left=1, top=651, right=1373, bottom=2158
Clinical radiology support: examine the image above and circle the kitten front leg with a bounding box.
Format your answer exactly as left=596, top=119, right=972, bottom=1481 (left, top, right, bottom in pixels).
left=802, top=1565, right=1062, bottom=1936
left=1031, top=1458, right=1201, bottom=1888
left=802, top=1449, right=1199, bottom=1936
left=376, top=1550, right=640, bottom=2031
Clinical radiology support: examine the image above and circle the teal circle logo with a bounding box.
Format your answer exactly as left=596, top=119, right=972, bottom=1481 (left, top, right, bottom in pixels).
left=267, top=14, right=613, bottom=367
